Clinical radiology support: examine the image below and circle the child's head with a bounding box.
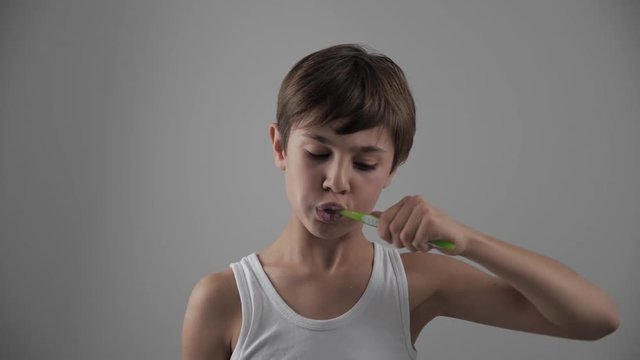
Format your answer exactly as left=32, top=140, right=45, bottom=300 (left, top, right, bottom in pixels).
left=276, top=44, right=416, bottom=172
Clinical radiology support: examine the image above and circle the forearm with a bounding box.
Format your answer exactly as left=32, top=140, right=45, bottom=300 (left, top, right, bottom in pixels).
left=461, top=227, right=619, bottom=338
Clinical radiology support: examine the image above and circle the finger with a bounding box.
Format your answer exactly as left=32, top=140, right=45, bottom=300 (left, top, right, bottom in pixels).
left=387, top=199, right=414, bottom=247
left=404, top=242, right=419, bottom=252
left=376, top=201, right=403, bottom=242
left=401, top=206, right=422, bottom=252
left=369, top=211, right=392, bottom=245
left=414, top=217, right=431, bottom=252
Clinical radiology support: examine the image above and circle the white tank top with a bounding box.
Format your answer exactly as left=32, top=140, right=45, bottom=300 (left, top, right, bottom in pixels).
left=229, top=242, right=418, bottom=360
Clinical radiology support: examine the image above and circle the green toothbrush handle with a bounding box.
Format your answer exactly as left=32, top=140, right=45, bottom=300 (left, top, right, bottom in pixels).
left=339, top=209, right=456, bottom=251
left=429, top=240, right=456, bottom=250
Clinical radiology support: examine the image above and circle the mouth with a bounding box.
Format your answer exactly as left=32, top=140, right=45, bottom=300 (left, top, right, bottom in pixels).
left=316, top=202, right=345, bottom=222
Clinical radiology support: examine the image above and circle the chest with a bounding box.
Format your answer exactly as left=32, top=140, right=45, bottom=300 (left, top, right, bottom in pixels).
left=264, top=266, right=372, bottom=320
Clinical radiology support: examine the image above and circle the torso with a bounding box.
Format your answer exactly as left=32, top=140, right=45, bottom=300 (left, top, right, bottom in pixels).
left=220, top=247, right=445, bottom=352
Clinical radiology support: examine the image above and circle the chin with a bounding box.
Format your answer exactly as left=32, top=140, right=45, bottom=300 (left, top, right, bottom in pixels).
left=302, top=217, right=346, bottom=240
left=306, top=223, right=338, bottom=239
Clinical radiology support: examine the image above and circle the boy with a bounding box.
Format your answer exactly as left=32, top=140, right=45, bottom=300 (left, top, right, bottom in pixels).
left=182, top=44, right=619, bottom=360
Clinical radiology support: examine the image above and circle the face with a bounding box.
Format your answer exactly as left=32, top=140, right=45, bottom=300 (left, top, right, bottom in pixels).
left=270, top=122, right=396, bottom=239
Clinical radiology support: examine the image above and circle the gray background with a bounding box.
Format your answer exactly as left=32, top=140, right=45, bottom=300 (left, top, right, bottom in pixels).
left=1, top=0, right=638, bottom=359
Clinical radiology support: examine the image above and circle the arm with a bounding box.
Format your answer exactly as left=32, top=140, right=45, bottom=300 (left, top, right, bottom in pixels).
left=182, top=270, right=240, bottom=360
left=449, top=230, right=619, bottom=340
left=377, top=195, right=619, bottom=340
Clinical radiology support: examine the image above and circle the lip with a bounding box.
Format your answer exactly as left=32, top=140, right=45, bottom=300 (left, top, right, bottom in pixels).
left=317, top=202, right=345, bottom=212
left=315, top=202, right=346, bottom=223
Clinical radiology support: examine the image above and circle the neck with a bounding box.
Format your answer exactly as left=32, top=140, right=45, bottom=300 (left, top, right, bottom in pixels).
left=262, top=213, right=373, bottom=272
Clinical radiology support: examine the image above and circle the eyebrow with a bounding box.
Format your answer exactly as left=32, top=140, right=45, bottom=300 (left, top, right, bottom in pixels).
left=302, top=133, right=387, bottom=153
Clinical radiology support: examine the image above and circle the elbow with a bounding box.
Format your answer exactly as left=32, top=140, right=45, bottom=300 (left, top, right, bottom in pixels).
left=593, top=297, right=621, bottom=340
left=592, top=311, right=620, bottom=340
left=576, top=305, right=620, bottom=341
left=577, top=321, right=618, bottom=341
left=602, top=314, right=620, bottom=338
left=581, top=291, right=621, bottom=341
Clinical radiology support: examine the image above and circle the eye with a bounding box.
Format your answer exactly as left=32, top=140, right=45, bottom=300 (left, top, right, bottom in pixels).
left=306, top=151, right=329, bottom=160
left=354, top=162, right=377, bottom=171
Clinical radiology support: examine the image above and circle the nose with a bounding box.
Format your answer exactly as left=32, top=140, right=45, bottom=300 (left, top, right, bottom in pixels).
left=322, top=158, right=351, bottom=194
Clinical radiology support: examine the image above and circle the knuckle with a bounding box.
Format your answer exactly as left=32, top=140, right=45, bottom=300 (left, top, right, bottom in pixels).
left=424, top=217, right=435, bottom=229
left=379, top=212, right=391, bottom=223
left=389, top=223, right=402, bottom=234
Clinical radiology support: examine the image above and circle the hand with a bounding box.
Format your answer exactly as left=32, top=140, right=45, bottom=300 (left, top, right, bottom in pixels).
left=372, top=195, right=470, bottom=255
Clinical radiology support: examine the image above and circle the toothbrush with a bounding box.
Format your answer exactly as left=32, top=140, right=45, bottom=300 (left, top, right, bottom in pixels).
left=339, top=209, right=456, bottom=251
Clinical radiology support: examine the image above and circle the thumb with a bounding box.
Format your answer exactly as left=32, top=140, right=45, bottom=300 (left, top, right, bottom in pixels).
left=368, top=210, right=390, bottom=242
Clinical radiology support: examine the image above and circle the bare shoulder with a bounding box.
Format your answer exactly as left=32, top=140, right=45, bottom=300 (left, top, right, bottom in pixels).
left=189, top=270, right=241, bottom=319
left=182, top=269, right=241, bottom=360
left=401, top=250, right=496, bottom=284
left=400, top=252, right=457, bottom=310
left=401, top=251, right=463, bottom=282
left=400, top=251, right=502, bottom=309
left=189, top=269, right=240, bottom=313
left=400, top=252, right=467, bottom=343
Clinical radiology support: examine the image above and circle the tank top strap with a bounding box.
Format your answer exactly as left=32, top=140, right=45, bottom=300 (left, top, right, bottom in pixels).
left=382, top=246, right=416, bottom=357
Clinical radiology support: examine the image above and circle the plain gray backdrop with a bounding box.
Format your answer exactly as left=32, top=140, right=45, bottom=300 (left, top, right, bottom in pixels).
left=1, top=0, right=638, bottom=359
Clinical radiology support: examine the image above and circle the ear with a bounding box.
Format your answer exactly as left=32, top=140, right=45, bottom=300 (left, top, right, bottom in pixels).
left=269, top=123, right=286, bottom=171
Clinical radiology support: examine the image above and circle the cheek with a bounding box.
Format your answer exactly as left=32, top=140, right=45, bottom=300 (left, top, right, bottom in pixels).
left=352, top=175, right=388, bottom=209
left=284, top=159, right=321, bottom=203
left=356, top=186, right=381, bottom=208
left=288, top=157, right=318, bottom=184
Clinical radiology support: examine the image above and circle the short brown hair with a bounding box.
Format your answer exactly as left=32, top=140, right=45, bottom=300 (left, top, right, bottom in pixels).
left=276, top=44, right=416, bottom=171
